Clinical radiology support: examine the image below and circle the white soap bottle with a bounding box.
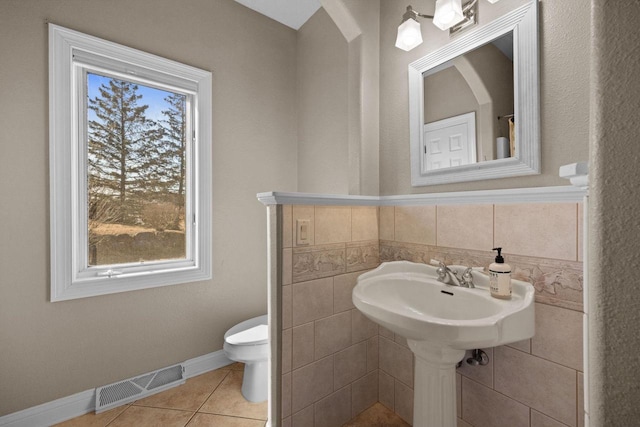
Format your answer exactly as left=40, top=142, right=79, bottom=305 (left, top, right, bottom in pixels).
left=489, top=247, right=512, bottom=299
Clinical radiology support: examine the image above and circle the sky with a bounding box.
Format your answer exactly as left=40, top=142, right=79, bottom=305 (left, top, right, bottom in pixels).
left=87, top=72, right=181, bottom=122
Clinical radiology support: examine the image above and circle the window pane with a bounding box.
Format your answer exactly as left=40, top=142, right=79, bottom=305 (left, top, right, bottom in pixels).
left=86, top=72, right=188, bottom=266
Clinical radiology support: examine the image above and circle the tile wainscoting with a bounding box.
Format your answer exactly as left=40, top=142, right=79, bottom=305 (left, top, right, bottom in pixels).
left=278, top=200, right=584, bottom=427
left=281, top=205, right=381, bottom=427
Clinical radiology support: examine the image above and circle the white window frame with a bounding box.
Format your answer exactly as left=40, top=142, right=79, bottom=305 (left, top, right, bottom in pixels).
left=49, top=24, right=212, bottom=301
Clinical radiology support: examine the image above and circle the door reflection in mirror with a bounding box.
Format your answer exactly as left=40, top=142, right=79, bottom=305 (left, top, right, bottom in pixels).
left=423, top=31, right=514, bottom=166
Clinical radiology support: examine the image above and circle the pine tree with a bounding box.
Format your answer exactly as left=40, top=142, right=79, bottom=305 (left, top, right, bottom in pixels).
left=87, top=76, right=161, bottom=224
left=160, top=92, right=187, bottom=203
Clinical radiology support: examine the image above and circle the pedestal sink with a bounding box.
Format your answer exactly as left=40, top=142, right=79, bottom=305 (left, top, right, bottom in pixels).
left=352, top=261, right=535, bottom=427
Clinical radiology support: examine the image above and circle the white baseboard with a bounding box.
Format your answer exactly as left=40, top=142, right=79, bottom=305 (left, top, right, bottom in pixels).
left=0, top=350, right=232, bottom=427
left=182, top=349, right=233, bottom=379
left=0, top=390, right=96, bottom=427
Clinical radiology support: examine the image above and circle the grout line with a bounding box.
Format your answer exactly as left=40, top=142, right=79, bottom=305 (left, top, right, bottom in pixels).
left=105, top=405, right=194, bottom=426
left=187, top=369, right=235, bottom=426
left=459, top=372, right=464, bottom=422
left=576, top=370, right=584, bottom=426
left=463, top=376, right=531, bottom=410
left=493, top=204, right=496, bottom=248
left=576, top=203, right=580, bottom=262
left=500, top=341, right=584, bottom=372
left=350, top=206, right=353, bottom=242
left=435, top=205, right=438, bottom=246
left=104, top=404, right=132, bottom=427
left=192, top=368, right=231, bottom=415
left=184, top=411, right=198, bottom=426
left=393, top=206, right=396, bottom=241
left=481, top=349, right=580, bottom=424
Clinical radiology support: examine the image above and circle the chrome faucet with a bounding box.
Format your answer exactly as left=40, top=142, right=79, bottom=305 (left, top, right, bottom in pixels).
left=435, top=261, right=475, bottom=288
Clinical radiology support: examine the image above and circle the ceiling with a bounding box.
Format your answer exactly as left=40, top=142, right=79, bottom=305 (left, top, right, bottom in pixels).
left=234, top=0, right=322, bottom=30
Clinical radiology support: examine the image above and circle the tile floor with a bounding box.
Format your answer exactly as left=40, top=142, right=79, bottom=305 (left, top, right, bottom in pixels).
left=54, top=363, right=409, bottom=427
left=54, top=363, right=267, bottom=427
left=343, top=403, right=410, bottom=427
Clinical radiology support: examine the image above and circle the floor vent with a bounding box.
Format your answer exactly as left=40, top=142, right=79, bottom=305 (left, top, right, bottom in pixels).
left=95, top=364, right=185, bottom=413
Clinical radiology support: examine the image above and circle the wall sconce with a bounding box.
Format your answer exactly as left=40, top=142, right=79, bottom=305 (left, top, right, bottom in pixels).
left=395, top=6, right=428, bottom=51
left=433, top=0, right=465, bottom=30
left=395, top=0, right=479, bottom=51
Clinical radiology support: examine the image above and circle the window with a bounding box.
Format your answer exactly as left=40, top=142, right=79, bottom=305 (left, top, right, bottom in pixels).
left=49, top=24, right=212, bottom=301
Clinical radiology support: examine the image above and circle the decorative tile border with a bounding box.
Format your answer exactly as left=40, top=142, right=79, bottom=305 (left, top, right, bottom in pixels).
left=292, top=243, right=346, bottom=283
left=509, top=255, right=583, bottom=312
left=292, top=241, right=381, bottom=283
left=380, top=241, right=583, bottom=312
left=379, top=240, right=432, bottom=265
left=347, top=241, right=380, bottom=273
left=290, top=238, right=583, bottom=309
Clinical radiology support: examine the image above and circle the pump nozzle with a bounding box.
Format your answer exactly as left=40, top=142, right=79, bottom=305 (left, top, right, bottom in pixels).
left=492, top=247, right=504, bottom=263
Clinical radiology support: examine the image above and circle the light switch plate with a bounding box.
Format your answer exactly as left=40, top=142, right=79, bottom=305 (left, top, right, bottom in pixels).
left=296, top=219, right=311, bottom=245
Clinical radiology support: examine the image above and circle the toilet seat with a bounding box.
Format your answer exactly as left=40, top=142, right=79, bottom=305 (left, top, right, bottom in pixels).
left=226, top=324, right=268, bottom=346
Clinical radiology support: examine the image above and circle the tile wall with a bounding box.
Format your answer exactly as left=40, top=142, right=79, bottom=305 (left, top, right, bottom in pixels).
left=281, top=206, right=381, bottom=427
left=280, top=202, right=584, bottom=427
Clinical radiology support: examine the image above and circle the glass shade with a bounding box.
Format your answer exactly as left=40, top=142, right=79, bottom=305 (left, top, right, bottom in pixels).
left=395, top=18, right=423, bottom=51
left=432, top=0, right=464, bottom=30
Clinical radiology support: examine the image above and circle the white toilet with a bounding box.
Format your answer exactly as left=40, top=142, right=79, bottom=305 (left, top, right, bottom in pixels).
left=223, top=314, right=269, bottom=403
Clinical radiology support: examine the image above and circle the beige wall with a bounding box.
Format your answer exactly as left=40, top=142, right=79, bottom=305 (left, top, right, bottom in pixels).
left=464, top=43, right=515, bottom=160
left=424, top=67, right=479, bottom=124
left=343, top=0, right=381, bottom=196
left=424, top=41, right=514, bottom=162
left=379, top=0, right=590, bottom=194
left=297, top=0, right=382, bottom=196
left=0, top=0, right=297, bottom=416
left=589, top=0, right=640, bottom=424
left=296, top=8, right=349, bottom=194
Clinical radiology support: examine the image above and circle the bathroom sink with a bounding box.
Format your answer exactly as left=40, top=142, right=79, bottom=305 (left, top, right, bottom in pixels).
left=353, top=261, right=535, bottom=426
left=352, top=261, right=535, bottom=350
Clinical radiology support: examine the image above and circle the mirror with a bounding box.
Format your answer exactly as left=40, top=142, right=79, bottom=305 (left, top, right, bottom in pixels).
left=408, top=1, right=539, bottom=186
left=423, top=32, right=513, bottom=169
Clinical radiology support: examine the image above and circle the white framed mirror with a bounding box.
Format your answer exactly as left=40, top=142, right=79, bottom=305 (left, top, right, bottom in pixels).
left=409, top=1, right=539, bottom=186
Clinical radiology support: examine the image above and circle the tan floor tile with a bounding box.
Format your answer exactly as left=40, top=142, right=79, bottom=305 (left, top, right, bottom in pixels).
left=55, top=363, right=422, bottom=427
left=134, top=369, right=230, bottom=411
left=187, top=413, right=265, bottom=427
left=199, top=370, right=268, bottom=420
left=108, top=405, right=194, bottom=426
left=52, top=405, right=130, bottom=426
left=343, top=402, right=410, bottom=426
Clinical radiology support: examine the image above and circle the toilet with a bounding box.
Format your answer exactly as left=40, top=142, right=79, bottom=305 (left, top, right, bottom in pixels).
left=223, top=314, right=269, bottom=403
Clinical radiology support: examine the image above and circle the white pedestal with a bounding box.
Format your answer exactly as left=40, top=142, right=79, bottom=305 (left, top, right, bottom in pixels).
left=407, top=340, right=466, bottom=427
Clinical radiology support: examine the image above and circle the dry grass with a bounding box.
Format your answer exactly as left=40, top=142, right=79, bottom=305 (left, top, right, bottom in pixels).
left=91, top=222, right=155, bottom=236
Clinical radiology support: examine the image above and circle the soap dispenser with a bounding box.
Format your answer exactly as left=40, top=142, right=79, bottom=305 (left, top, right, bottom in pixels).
left=489, top=247, right=512, bottom=299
